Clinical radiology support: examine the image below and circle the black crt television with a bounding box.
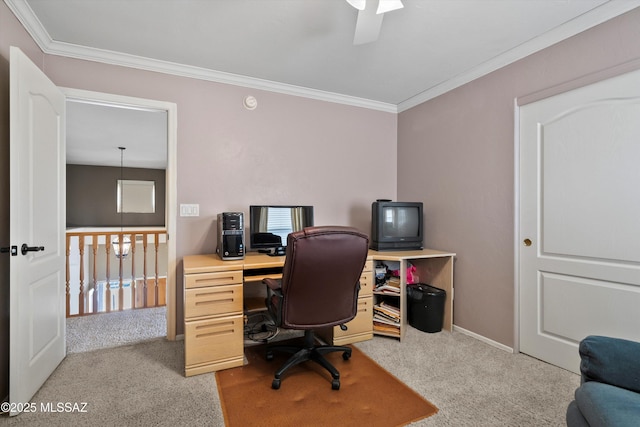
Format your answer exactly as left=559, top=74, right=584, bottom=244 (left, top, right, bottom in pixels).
left=249, top=205, right=314, bottom=256
left=370, top=200, right=423, bottom=251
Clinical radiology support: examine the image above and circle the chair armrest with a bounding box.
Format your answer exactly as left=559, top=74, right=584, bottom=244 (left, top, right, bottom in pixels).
left=263, top=277, right=282, bottom=291
left=263, top=278, right=283, bottom=325
left=580, top=335, right=640, bottom=393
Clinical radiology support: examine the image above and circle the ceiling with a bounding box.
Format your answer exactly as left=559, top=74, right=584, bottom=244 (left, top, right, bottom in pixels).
left=66, top=100, right=168, bottom=169
left=7, top=0, right=638, bottom=168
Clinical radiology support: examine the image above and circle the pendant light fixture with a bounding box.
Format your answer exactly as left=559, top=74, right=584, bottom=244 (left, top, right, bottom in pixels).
left=113, top=146, right=131, bottom=258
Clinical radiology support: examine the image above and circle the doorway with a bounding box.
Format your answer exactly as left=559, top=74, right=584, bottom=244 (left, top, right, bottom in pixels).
left=62, top=87, right=178, bottom=343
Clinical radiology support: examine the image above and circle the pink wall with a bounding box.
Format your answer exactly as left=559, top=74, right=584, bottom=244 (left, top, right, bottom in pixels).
left=1, top=2, right=397, bottom=337
left=398, top=7, right=640, bottom=347
left=44, top=57, right=397, bottom=333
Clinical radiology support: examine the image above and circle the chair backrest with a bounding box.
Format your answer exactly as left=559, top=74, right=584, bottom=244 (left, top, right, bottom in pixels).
left=279, top=226, right=369, bottom=329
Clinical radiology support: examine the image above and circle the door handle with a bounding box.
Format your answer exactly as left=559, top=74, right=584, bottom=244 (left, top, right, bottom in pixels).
left=21, top=244, right=45, bottom=255
left=523, top=238, right=532, bottom=247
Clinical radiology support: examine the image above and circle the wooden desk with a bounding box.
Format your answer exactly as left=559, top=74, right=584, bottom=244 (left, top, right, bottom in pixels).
left=182, top=249, right=455, bottom=376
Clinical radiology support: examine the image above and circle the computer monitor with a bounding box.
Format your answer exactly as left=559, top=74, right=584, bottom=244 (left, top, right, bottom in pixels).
left=249, top=205, right=314, bottom=256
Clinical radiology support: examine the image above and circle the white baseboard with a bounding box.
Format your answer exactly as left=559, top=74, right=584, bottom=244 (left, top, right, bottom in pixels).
left=453, top=325, right=514, bottom=353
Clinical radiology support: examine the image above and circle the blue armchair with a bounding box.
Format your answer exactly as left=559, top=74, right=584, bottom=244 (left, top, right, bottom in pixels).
left=567, top=336, right=640, bottom=427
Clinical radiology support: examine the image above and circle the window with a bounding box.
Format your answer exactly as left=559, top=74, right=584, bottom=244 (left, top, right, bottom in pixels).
left=117, top=180, right=155, bottom=213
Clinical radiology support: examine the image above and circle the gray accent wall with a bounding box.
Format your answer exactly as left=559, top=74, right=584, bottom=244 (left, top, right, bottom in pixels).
left=66, top=164, right=165, bottom=227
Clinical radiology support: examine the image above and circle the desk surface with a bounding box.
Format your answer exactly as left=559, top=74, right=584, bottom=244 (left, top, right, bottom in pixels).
left=183, top=248, right=456, bottom=275
left=183, top=252, right=283, bottom=274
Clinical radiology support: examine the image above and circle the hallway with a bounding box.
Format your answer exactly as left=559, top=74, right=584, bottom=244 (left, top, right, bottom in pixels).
left=66, top=306, right=166, bottom=353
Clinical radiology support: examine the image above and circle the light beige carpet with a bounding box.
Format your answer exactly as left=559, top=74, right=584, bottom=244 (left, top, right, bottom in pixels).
left=216, top=341, right=438, bottom=427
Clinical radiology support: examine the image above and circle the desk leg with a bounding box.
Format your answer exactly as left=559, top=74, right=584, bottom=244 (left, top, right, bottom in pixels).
left=399, top=259, right=408, bottom=341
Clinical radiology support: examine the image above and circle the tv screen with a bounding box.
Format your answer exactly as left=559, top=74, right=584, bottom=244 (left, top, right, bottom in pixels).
left=371, top=201, right=423, bottom=251
left=249, top=205, right=314, bottom=256
left=381, top=206, right=421, bottom=238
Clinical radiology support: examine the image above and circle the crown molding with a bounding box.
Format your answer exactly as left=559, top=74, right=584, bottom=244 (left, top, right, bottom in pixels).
left=4, top=0, right=397, bottom=113
left=4, top=0, right=53, bottom=46
left=397, top=0, right=640, bottom=113
left=47, top=40, right=399, bottom=113
left=6, top=0, right=638, bottom=115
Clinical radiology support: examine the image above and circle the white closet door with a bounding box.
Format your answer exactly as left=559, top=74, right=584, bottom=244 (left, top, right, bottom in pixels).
left=519, top=68, right=640, bottom=373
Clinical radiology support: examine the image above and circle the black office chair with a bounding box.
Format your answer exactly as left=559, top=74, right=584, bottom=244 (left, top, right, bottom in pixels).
left=263, top=226, right=369, bottom=390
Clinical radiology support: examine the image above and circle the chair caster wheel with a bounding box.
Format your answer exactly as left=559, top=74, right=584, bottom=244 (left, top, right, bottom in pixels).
left=266, top=351, right=274, bottom=361
left=272, top=378, right=281, bottom=389
left=342, top=351, right=351, bottom=361
left=332, top=379, right=340, bottom=390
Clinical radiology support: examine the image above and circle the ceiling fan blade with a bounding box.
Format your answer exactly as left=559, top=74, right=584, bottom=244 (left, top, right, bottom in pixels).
left=346, top=0, right=366, bottom=10
left=377, top=0, right=404, bottom=15
left=353, top=6, right=384, bottom=45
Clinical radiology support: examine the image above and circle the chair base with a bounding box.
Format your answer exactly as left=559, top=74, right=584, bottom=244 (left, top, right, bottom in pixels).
left=266, top=329, right=352, bottom=390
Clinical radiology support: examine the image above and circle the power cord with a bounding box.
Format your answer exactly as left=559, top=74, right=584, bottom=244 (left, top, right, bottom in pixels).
left=244, top=312, right=280, bottom=343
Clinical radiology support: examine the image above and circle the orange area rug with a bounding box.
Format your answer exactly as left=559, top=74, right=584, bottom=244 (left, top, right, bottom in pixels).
left=216, top=341, right=438, bottom=426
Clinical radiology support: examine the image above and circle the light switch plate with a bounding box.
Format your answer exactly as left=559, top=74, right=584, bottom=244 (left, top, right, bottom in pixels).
left=180, top=204, right=199, bottom=217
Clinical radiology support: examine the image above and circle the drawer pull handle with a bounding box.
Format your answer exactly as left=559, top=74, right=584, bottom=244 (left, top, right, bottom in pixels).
left=194, top=320, right=237, bottom=338
left=194, top=275, right=238, bottom=285
left=194, top=289, right=235, bottom=299
left=195, top=320, right=234, bottom=330
left=195, top=298, right=234, bottom=306
left=195, top=329, right=235, bottom=339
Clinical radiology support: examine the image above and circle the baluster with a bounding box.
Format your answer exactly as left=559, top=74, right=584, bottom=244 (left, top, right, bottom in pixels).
left=118, top=232, right=124, bottom=311
left=105, top=234, right=111, bottom=313
left=131, top=234, right=136, bottom=309
left=78, top=234, right=85, bottom=315
left=154, top=232, right=160, bottom=307
left=143, top=234, right=148, bottom=308
left=92, top=235, right=98, bottom=314
left=65, top=234, right=71, bottom=318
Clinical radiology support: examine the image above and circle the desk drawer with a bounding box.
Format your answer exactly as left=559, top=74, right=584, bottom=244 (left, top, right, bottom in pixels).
left=359, top=271, right=373, bottom=296
left=185, top=270, right=242, bottom=289
left=334, top=296, right=373, bottom=339
left=363, top=260, right=373, bottom=272
left=185, top=315, right=244, bottom=367
left=185, top=284, right=242, bottom=319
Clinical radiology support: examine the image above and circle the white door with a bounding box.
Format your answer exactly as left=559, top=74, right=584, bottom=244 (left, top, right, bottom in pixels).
left=9, top=46, right=66, bottom=413
left=519, top=68, right=640, bottom=373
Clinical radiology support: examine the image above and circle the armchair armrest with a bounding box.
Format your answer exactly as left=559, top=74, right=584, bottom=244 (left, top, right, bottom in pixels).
left=579, top=335, right=640, bottom=393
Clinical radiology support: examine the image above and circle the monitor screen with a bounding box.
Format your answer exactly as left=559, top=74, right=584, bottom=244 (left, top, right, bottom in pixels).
left=249, top=205, right=314, bottom=256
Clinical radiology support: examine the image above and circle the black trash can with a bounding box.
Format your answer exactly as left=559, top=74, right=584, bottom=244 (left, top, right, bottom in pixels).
left=407, top=284, right=446, bottom=333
